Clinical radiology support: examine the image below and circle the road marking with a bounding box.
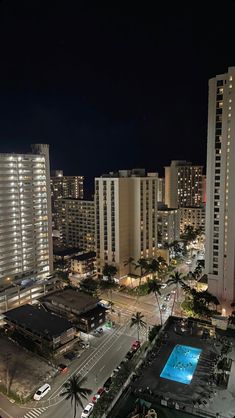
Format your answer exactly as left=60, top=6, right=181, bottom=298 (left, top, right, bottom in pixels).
left=116, top=345, right=122, bottom=351
left=0, top=407, right=13, bottom=418
left=100, top=365, right=105, bottom=372
left=23, top=408, right=46, bottom=418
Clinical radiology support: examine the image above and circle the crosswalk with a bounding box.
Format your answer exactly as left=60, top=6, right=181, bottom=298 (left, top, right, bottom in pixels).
left=23, top=407, right=47, bottom=418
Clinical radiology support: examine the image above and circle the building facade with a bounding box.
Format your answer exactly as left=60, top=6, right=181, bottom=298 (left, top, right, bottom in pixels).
left=95, top=170, right=158, bottom=278
left=205, top=66, right=235, bottom=306
left=0, top=144, right=53, bottom=285
left=180, top=206, right=205, bottom=233
left=165, top=160, right=203, bottom=209
left=51, top=170, right=84, bottom=231
left=157, top=178, right=165, bottom=203
left=157, top=205, right=180, bottom=246
left=61, top=198, right=95, bottom=251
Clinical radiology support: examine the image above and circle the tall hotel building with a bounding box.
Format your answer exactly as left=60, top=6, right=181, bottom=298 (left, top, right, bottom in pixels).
left=95, top=170, right=158, bottom=278
left=61, top=198, right=95, bottom=251
left=51, top=170, right=84, bottom=231
left=165, top=160, right=203, bottom=208
left=205, top=66, right=235, bottom=306
left=0, top=144, right=53, bottom=285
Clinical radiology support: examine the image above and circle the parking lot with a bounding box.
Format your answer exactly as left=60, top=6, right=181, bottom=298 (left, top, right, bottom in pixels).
left=0, top=335, right=57, bottom=400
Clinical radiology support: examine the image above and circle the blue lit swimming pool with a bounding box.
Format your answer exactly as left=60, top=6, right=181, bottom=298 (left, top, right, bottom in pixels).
left=160, top=344, right=202, bottom=384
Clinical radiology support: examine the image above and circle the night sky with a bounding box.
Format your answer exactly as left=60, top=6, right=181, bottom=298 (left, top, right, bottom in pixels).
left=0, top=0, right=235, bottom=193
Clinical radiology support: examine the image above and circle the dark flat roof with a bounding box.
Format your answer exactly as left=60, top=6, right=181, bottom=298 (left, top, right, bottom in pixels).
left=79, top=305, right=106, bottom=320
left=4, top=304, right=73, bottom=339
left=43, top=288, right=99, bottom=312
left=53, top=247, right=84, bottom=257
left=72, top=251, right=96, bottom=261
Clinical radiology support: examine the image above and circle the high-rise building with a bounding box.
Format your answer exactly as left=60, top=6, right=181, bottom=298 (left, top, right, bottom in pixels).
left=95, top=170, right=158, bottom=278
left=180, top=206, right=205, bottom=233
left=61, top=199, right=95, bottom=251
left=0, top=144, right=53, bottom=285
left=157, top=204, right=180, bottom=246
left=157, top=178, right=165, bottom=203
left=165, top=160, right=203, bottom=208
left=51, top=170, right=84, bottom=231
left=205, top=66, right=235, bottom=306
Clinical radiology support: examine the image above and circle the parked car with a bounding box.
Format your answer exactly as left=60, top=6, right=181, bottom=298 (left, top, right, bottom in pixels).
left=125, top=350, right=134, bottom=360
left=131, top=340, right=141, bottom=351
left=103, top=377, right=112, bottom=392
left=58, top=364, right=68, bottom=373
left=161, top=303, right=167, bottom=311
left=79, top=341, right=90, bottom=349
left=64, top=351, right=76, bottom=361
left=33, top=383, right=51, bottom=400
left=81, top=403, right=94, bottom=417
left=160, top=283, right=167, bottom=289
left=91, top=388, right=105, bottom=403
left=164, top=293, right=171, bottom=302
left=110, top=368, right=120, bottom=377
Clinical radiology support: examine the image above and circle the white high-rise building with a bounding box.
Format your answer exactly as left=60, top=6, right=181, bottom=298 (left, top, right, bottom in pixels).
left=205, top=66, right=235, bottom=307
left=0, top=144, right=53, bottom=285
left=95, top=170, right=158, bottom=278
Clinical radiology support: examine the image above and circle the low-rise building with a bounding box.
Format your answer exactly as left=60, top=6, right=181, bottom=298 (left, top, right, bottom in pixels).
left=42, top=288, right=106, bottom=332
left=70, top=251, right=96, bottom=278
left=4, top=304, right=76, bottom=356
left=180, top=206, right=205, bottom=233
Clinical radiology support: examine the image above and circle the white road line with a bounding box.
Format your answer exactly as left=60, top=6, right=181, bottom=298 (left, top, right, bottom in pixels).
left=25, top=408, right=46, bottom=417
left=100, top=365, right=105, bottom=372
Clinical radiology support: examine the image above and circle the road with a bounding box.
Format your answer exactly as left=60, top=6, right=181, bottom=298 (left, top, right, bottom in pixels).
left=0, top=254, right=203, bottom=418
left=0, top=320, right=145, bottom=418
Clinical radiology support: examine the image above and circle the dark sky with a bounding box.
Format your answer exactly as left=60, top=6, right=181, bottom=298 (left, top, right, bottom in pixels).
left=0, top=0, right=235, bottom=193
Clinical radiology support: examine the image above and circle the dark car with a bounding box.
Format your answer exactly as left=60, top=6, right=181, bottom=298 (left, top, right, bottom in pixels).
left=125, top=350, right=134, bottom=360
left=103, top=377, right=112, bottom=392
left=164, top=293, right=171, bottom=302
left=58, top=364, right=68, bottom=373
left=64, top=351, right=76, bottom=361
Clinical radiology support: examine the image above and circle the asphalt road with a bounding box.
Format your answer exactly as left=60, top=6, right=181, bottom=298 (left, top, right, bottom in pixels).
left=23, top=324, right=141, bottom=418
left=0, top=254, right=203, bottom=418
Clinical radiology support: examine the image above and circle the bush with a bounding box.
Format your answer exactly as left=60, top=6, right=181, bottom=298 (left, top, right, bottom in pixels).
left=148, top=325, right=161, bottom=342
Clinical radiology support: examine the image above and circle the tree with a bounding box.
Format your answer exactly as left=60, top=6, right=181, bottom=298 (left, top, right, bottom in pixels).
left=60, top=375, right=92, bottom=418
left=146, top=278, right=163, bottom=325
left=79, top=277, right=98, bottom=295
left=148, top=324, right=161, bottom=342
left=134, top=258, right=149, bottom=286
left=167, top=271, right=188, bottom=316
left=102, top=263, right=117, bottom=280
left=130, top=312, right=146, bottom=341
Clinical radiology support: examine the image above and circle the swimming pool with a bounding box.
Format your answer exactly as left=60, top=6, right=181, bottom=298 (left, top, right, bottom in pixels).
left=160, top=344, right=202, bottom=384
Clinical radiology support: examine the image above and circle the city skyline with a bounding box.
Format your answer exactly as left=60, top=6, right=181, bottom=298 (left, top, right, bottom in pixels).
left=0, top=1, right=235, bottom=191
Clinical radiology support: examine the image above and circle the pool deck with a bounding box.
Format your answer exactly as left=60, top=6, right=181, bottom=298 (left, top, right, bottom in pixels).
left=131, top=318, right=235, bottom=418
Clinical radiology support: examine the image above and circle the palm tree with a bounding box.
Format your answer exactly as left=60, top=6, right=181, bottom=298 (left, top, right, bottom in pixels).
left=130, top=311, right=146, bottom=341
left=60, top=375, right=92, bottom=418
left=134, top=258, right=149, bottom=287
left=167, top=271, right=186, bottom=315
left=146, top=278, right=163, bottom=325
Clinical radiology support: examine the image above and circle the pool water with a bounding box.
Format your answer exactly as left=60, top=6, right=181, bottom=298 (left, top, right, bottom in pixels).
left=160, top=344, right=202, bottom=384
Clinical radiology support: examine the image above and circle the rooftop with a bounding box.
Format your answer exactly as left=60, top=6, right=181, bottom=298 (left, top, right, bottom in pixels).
left=4, top=304, right=73, bottom=339
left=53, top=246, right=84, bottom=257
left=42, top=288, right=99, bottom=313
left=72, top=251, right=96, bottom=262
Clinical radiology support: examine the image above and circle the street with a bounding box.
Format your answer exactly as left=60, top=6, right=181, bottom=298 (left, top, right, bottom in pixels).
left=0, top=255, right=202, bottom=418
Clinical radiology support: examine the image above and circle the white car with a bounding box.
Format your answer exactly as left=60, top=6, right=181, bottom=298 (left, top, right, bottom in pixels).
left=33, top=383, right=51, bottom=400
left=81, top=403, right=94, bottom=417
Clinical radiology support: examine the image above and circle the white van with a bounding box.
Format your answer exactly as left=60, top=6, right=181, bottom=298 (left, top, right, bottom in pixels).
left=33, top=383, right=51, bottom=400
